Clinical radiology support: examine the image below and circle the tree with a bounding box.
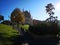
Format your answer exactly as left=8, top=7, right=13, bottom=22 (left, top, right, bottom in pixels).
left=45, top=3, right=58, bottom=37
left=45, top=3, right=58, bottom=23
left=45, top=3, right=55, bottom=16
left=11, top=8, right=25, bottom=28
left=0, top=15, right=4, bottom=23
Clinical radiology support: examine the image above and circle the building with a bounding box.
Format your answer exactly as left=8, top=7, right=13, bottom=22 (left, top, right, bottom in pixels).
left=23, top=10, right=33, bottom=25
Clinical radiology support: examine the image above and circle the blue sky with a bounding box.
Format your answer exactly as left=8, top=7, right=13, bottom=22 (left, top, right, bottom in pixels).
left=0, top=0, right=60, bottom=20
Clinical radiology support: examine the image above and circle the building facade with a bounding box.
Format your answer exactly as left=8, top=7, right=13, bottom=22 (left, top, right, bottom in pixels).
left=23, top=10, right=33, bottom=25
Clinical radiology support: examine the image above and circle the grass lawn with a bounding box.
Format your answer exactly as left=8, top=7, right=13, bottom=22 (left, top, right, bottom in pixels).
left=0, top=24, right=19, bottom=45
left=0, top=24, right=19, bottom=37
left=19, top=24, right=29, bottom=31
left=22, top=25, right=29, bottom=31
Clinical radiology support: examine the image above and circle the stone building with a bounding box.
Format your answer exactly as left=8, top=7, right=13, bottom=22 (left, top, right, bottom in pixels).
left=23, top=10, right=33, bottom=25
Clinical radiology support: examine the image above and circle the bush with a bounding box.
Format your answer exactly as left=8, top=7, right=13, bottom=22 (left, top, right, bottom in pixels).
left=1, top=20, right=12, bottom=25
left=29, top=22, right=58, bottom=35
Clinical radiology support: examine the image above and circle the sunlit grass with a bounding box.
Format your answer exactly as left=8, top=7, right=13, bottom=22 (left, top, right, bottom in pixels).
left=0, top=24, right=19, bottom=37
left=19, top=24, right=29, bottom=31
left=22, top=25, right=29, bottom=31
left=0, top=24, right=20, bottom=45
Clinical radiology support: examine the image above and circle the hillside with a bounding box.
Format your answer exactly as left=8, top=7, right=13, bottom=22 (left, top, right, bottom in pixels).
left=0, top=24, right=19, bottom=37
left=0, top=24, right=19, bottom=45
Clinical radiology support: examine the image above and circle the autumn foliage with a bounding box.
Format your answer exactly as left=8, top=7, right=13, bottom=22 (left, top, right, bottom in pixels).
left=11, top=8, right=25, bottom=24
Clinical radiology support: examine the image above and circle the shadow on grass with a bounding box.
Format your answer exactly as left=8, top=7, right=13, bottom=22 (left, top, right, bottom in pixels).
left=0, top=32, right=59, bottom=45
left=10, top=33, right=59, bottom=45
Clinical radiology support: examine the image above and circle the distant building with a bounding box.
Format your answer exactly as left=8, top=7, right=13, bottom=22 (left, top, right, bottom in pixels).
left=33, top=19, right=40, bottom=25
left=23, top=10, right=33, bottom=25
left=33, top=19, right=45, bottom=25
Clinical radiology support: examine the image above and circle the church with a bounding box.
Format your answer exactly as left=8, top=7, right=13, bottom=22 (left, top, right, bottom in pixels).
left=23, top=10, right=33, bottom=25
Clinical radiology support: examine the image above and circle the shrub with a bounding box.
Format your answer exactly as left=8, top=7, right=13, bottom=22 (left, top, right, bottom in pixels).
left=29, top=22, right=58, bottom=35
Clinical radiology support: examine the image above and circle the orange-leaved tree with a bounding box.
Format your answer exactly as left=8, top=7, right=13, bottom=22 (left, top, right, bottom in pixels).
left=11, top=8, right=25, bottom=28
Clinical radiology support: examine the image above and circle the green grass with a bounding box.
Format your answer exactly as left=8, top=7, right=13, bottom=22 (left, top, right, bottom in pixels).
left=0, top=24, right=29, bottom=38
left=22, top=25, right=29, bottom=31
left=19, top=24, right=29, bottom=31
left=0, top=24, right=20, bottom=45
left=0, top=24, right=19, bottom=37
left=0, top=24, right=29, bottom=45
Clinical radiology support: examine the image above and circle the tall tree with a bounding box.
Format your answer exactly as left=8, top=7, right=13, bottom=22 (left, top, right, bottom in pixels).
left=45, top=3, right=55, bottom=16
left=45, top=3, right=58, bottom=23
left=0, top=15, right=4, bottom=23
left=11, top=8, right=25, bottom=28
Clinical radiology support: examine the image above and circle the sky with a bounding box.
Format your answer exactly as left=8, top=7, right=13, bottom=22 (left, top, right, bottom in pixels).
left=0, top=0, right=60, bottom=21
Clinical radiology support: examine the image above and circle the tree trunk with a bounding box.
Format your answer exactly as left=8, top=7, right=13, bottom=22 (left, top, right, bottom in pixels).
left=17, top=22, right=19, bottom=28
left=12, top=22, right=15, bottom=29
